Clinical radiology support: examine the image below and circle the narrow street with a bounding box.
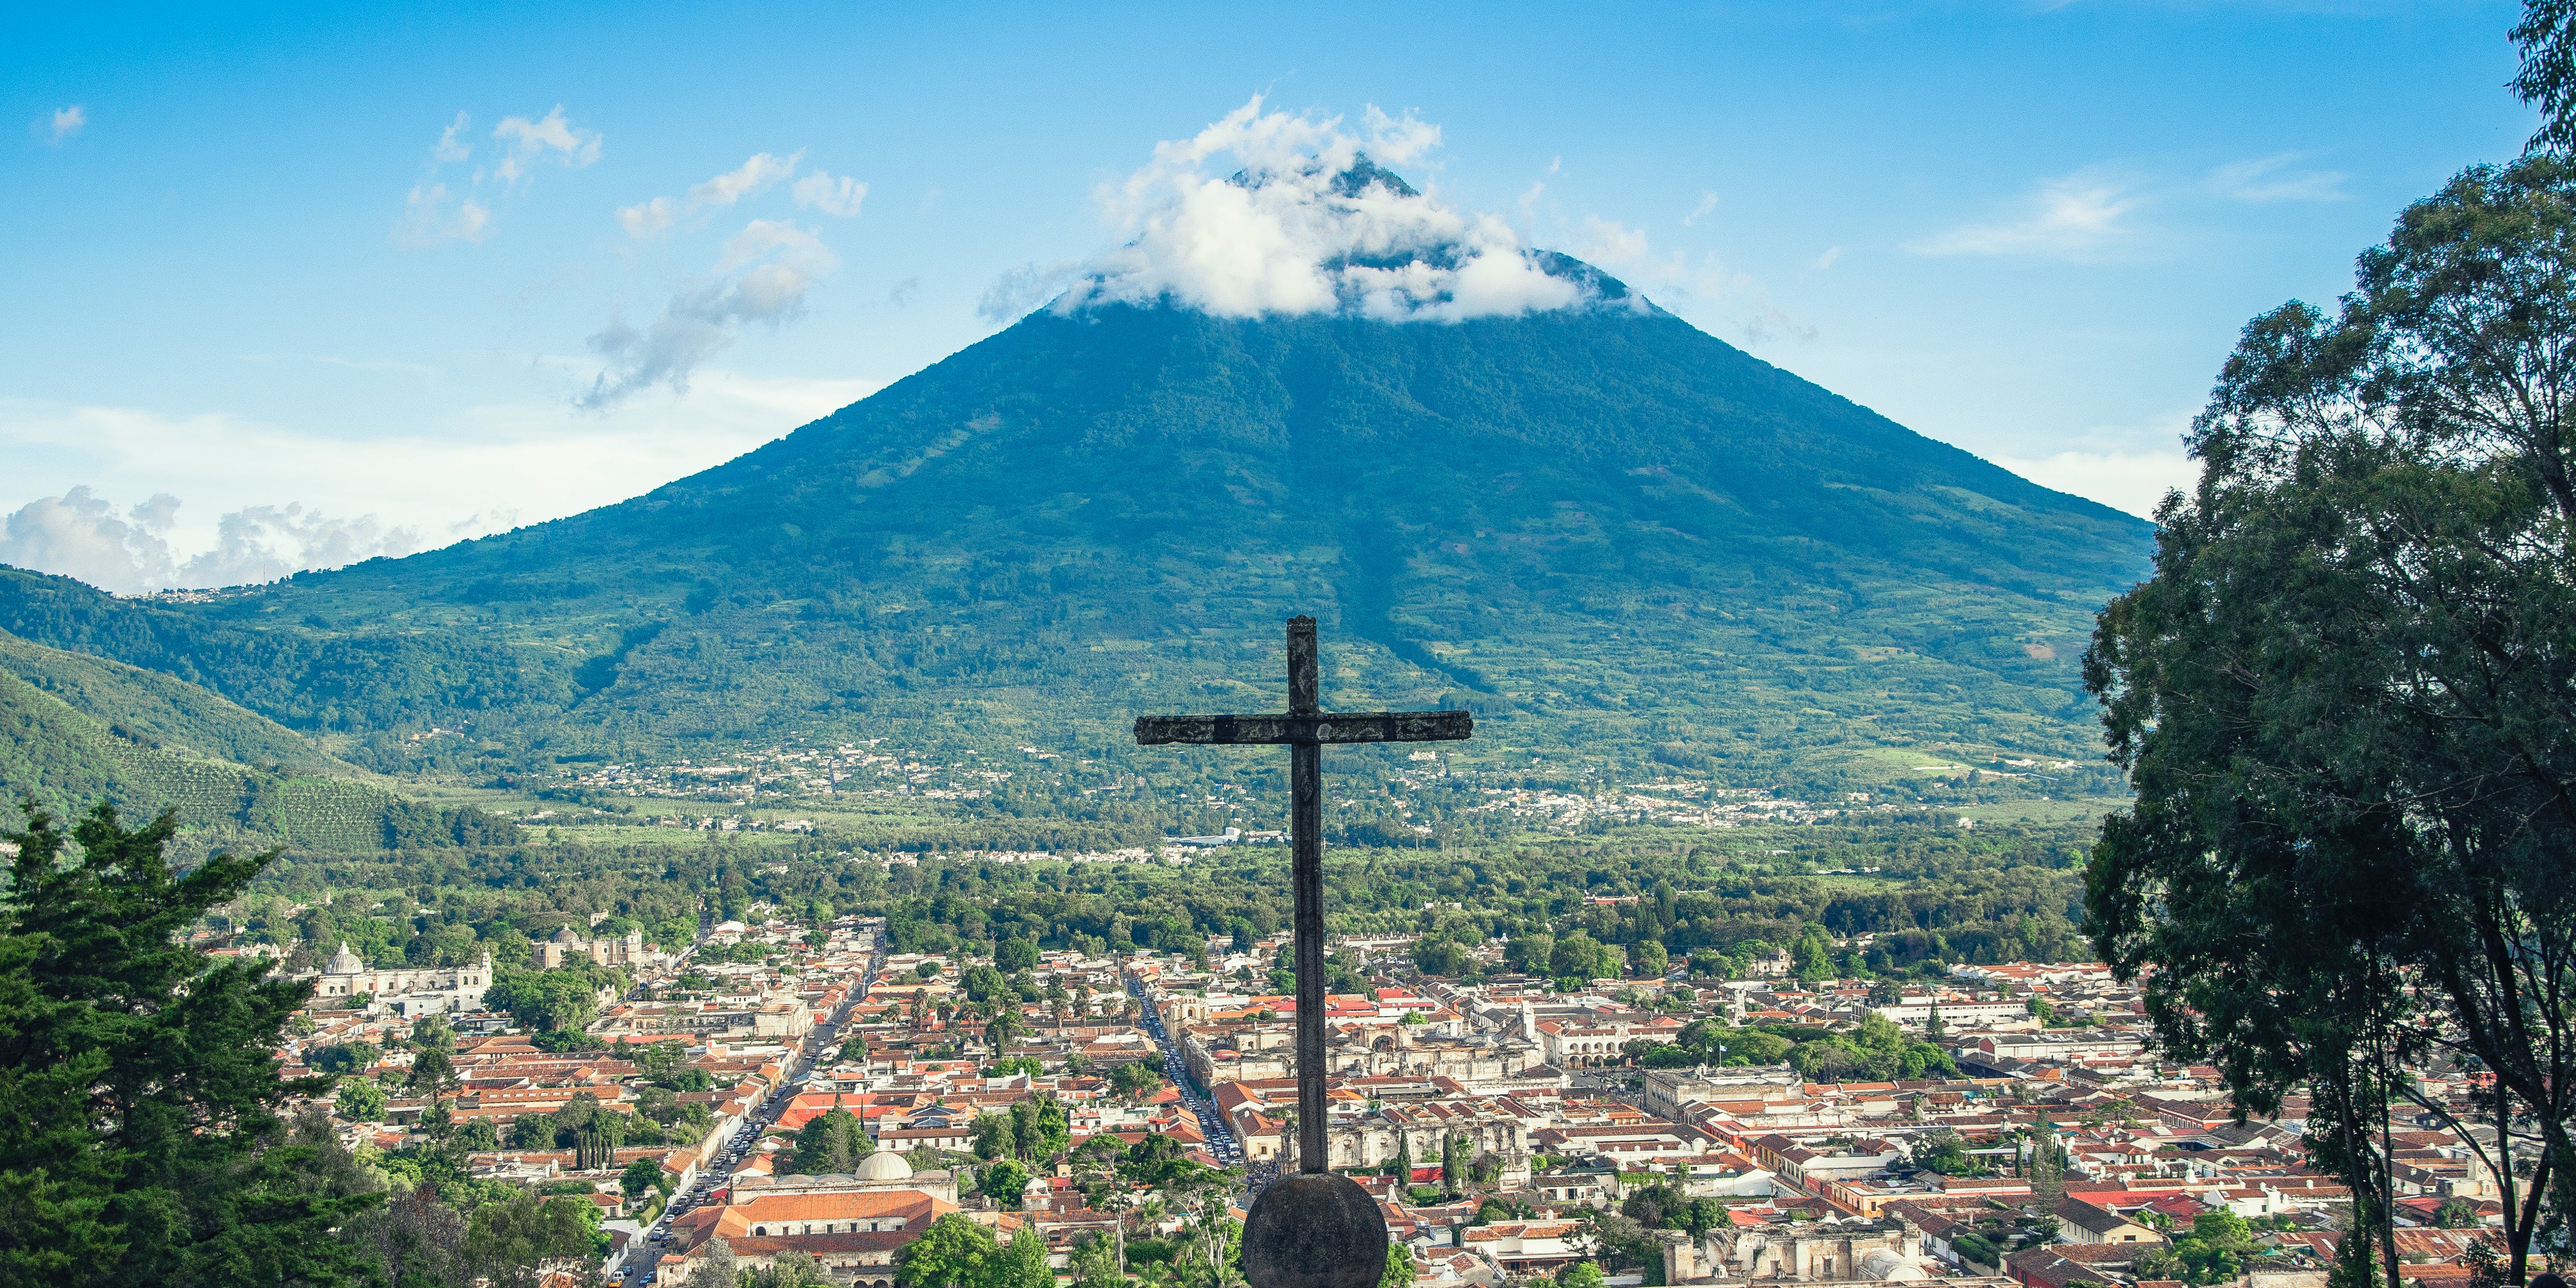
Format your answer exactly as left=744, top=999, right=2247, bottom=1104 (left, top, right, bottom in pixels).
left=615, top=926, right=887, bottom=1285
left=1123, top=971, right=1243, bottom=1166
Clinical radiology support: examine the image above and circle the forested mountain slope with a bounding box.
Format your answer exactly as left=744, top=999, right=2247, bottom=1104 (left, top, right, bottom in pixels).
left=1, top=265, right=2152, bottom=792
left=0, top=628, right=513, bottom=851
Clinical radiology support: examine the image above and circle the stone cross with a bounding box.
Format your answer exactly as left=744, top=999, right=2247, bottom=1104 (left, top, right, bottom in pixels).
left=1137, top=616, right=1470, bottom=1288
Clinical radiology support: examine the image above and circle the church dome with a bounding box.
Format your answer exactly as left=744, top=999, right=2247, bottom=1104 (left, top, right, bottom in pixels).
left=552, top=926, right=583, bottom=944
left=327, top=941, right=364, bottom=975
left=854, top=1150, right=911, bottom=1181
left=1861, top=1251, right=1927, bottom=1281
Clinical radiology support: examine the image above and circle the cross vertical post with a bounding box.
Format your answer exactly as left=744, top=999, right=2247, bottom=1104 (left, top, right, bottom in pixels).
left=1285, top=617, right=1327, bottom=1170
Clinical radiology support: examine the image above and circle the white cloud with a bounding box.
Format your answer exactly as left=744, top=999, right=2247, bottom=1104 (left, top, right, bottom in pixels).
left=2, top=373, right=882, bottom=590
left=1542, top=218, right=1816, bottom=349
left=37, top=105, right=85, bottom=143
left=432, top=111, right=472, bottom=163
left=1993, top=448, right=2200, bottom=518
left=792, top=171, right=867, bottom=217
left=616, top=195, right=679, bottom=238
left=400, top=182, right=492, bottom=246
left=2207, top=153, right=2347, bottom=204
left=448, top=508, right=520, bottom=536
left=1683, top=192, right=1718, bottom=226
left=1577, top=216, right=1650, bottom=266
left=1813, top=246, right=1843, bottom=270
left=0, top=487, right=174, bottom=594
left=0, top=487, right=423, bottom=592
left=398, top=106, right=596, bottom=245
left=1051, top=97, right=1587, bottom=322
left=490, top=105, right=602, bottom=184
left=179, top=504, right=426, bottom=587
left=620, top=151, right=820, bottom=238
left=978, top=261, right=1084, bottom=323
left=694, top=151, right=797, bottom=206
left=1910, top=173, right=2139, bottom=260
left=1358, top=105, right=1441, bottom=164
left=581, top=219, right=841, bottom=408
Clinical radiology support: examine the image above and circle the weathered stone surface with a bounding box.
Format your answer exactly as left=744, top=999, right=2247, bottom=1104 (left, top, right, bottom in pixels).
left=1241, top=1171, right=1389, bottom=1288
left=1134, top=710, right=1472, bottom=746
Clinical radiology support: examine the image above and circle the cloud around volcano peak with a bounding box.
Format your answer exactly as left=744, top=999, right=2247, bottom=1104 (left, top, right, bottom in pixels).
left=1051, top=98, right=1587, bottom=322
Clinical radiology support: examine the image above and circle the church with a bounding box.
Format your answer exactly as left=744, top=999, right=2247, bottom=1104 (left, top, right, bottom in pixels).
left=538, top=923, right=662, bottom=969
left=658, top=1152, right=963, bottom=1287
left=301, top=941, right=493, bottom=1016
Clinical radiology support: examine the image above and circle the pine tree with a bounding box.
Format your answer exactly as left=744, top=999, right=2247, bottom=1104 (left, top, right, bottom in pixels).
left=2028, top=1116, right=2067, bottom=1209
left=0, top=803, right=383, bottom=1286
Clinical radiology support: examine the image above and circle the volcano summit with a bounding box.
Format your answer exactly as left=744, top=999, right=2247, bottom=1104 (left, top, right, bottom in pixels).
left=0, top=197, right=2150, bottom=796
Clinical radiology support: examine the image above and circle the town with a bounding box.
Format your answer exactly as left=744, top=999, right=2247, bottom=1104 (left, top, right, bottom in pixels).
left=515, top=736, right=2059, bottom=843
left=264, top=909, right=2508, bottom=1288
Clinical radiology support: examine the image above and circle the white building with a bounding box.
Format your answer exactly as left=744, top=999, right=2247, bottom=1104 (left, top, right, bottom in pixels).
left=302, top=941, right=492, bottom=1016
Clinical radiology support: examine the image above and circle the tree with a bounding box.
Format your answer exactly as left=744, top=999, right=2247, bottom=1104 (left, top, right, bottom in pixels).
left=1013, top=1094, right=1070, bottom=1161
left=624, top=1156, right=668, bottom=1199
left=986, top=1006, right=1028, bottom=1057
left=0, top=803, right=384, bottom=1286
left=992, top=1226, right=1054, bottom=1288
left=972, top=1113, right=1011, bottom=1161
left=1792, top=928, right=1834, bottom=983
left=896, top=1211, right=998, bottom=1288
left=1557, top=1260, right=1606, bottom=1288
left=358, top=1184, right=469, bottom=1288
left=696, top=1235, right=741, bottom=1288
left=465, top=1189, right=601, bottom=1288
left=1380, top=1242, right=1413, bottom=1288
left=2025, top=1119, right=2067, bottom=1210
left=482, top=964, right=606, bottom=1034
left=1909, top=1129, right=1982, bottom=1177
left=1110, top=1058, right=1164, bottom=1101
left=1179, top=1217, right=1244, bottom=1288
left=962, top=964, right=1009, bottom=1005
left=1070, top=1232, right=1124, bottom=1288
left=795, top=1106, right=874, bottom=1174
left=2519, top=0, right=2576, bottom=155
left=982, top=1158, right=1031, bottom=1207
left=310, top=1041, right=380, bottom=1075
left=1411, top=936, right=1470, bottom=977
left=1629, top=940, right=1668, bottom=979
left=1393, top=1131, right=1413, bottom=1184
left=996, top=938, right=1040, bottom=972
left=411, top=1038, right=456, bottom=1095
left=2084, top=154, right=2576, bottom=1285
left=1550, top=932, right=1616, bottom=982
left=339, top=1077, right=389, bottom=1123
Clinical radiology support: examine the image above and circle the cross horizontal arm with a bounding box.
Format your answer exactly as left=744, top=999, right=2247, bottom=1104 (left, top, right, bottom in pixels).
left=1134, top=711, right=1473, bottom=746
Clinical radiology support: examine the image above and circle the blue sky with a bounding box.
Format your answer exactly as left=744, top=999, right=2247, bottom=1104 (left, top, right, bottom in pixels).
left=0, top=1, right=2540, bottom=589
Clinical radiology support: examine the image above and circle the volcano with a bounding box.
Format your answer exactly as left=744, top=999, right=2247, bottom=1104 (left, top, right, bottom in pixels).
left=1, top=260, right=2151, bottom=789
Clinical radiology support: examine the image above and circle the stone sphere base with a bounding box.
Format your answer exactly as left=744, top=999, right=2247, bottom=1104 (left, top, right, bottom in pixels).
left=1241, top=1171, right=1390, bottom=1288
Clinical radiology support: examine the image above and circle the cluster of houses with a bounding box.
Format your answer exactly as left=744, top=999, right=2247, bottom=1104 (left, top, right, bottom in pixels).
left=268, top=911, right=2514, bottom=1288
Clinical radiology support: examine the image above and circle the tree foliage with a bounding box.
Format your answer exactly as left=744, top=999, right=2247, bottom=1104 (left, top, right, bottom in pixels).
left=896, top=1211, right=999, bottom=1288
left=793, top=1105, right=875, bottom=1175
left=0, top=803, right=382, bottom=1286
left=2085, top=153, right=2576, bottom=1284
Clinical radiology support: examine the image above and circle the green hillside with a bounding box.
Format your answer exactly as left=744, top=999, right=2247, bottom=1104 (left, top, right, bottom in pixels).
left=0, top=628, right=515, bottom=851
left=0, top=628, right=354, bottom=775
left=0, top=257, right=2152, bottom=797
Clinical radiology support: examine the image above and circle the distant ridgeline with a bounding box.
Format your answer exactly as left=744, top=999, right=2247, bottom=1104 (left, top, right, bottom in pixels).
left=0, top=626, right=514, bottom=852
left=0, top=247, right=2151, bottom=797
